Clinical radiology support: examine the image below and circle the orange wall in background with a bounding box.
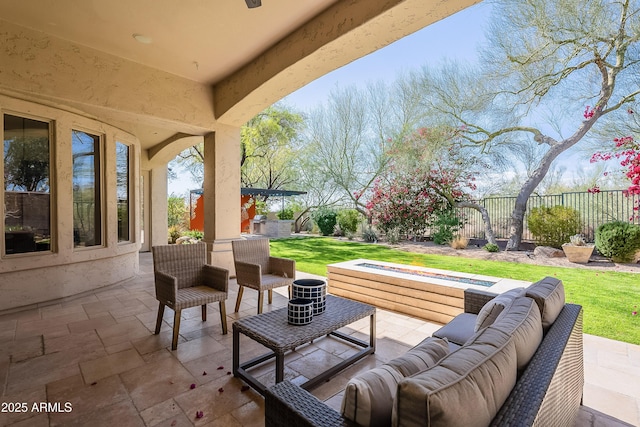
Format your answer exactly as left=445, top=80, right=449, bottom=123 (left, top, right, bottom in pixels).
left=190, top=195, right=204, bottom=231
left=190, top=194, right=255, bottom=233
left=241, top=195, right=256, bottom=233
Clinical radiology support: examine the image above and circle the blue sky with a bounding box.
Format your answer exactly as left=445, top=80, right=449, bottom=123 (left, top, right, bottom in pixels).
left=168, top=3, right=491, bottom=195
left=283, top=3, right=490, bottom=111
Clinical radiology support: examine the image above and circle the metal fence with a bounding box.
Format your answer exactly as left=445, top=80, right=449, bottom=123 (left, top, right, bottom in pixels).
left=458, top=190, right=640, bottom=242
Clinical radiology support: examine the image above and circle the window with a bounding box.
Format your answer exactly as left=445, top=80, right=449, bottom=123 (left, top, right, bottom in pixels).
left=116, top=142, right=130, bottom=242
left=72, top=130, right=101, bottom=247
left=3, top=114, right=52, bottom=254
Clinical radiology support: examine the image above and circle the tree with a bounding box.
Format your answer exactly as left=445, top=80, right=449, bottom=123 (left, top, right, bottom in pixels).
left=240, top=105, right=304, bottom=193
left=304, top=78, right=426, bottom=217
left=365, top=127, right=488, bottom=241
left=419, top=0, right=640, bottom=250
left=170, top=104, right=304, bottom=199
left=4, top=136, right=49, bottom=192
left=168, top=194, right=189, bottom=229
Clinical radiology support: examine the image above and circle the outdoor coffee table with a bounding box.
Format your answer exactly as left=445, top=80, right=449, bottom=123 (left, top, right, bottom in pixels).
left=232, top=294, right=376, bottom=395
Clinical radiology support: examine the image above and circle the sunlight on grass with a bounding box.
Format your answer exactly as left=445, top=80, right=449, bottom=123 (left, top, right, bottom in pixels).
left=270, top=236, right=640, bottom=345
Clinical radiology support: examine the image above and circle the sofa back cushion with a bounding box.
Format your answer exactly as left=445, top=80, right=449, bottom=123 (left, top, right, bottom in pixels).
left=525, top=277, right=565, bottom=331
left=341, top=337, right=449, bottom=427
left=393, top=328, right=517, bottom=427
left=386, top=336, right=450, bottom=377
left=491, top=296, right=543, bottom=372
left=475, top=287, right=525, bottom=331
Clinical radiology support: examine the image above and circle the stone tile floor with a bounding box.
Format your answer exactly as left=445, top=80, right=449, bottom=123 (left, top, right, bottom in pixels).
left=0, top=252, right=637, bottom=426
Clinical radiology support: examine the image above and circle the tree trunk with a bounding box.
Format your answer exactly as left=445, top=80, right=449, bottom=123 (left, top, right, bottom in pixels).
left=505, top=139, right=584, bottom=250
left=294, top=208, right=311, bottom=233
left=456, top=201, right=497, bottom=245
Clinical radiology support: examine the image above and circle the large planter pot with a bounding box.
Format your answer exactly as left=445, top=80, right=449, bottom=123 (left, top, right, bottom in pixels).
left=561, top=244, right=595, bottom=264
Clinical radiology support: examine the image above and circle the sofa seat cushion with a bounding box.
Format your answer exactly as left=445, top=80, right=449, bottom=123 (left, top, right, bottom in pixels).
left=525, top=277, right=565, bottom=331
left=475, top=287, right=525, bottom=331
left=393, top=328, right=517, bottom=427
left=341, top=337, right=449, bottom=427
left=432, top=313, right=477, bottom=346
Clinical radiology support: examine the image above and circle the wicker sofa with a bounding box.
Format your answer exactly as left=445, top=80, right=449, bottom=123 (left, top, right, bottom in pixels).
left=265, top=277, right=584, bottom=427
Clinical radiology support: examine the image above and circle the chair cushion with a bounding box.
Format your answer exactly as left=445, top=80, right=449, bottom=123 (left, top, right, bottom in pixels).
left=475, top=287, right=525, bottom=332
left=432, top=313, right=477, bottom=346
left=386, top=337, right=449, bottom=377
left=173, top=286, right=226, bottom=310
left=393, top=328, right=517, bottom=427
left=341, top=337, right=449, bottom=427
left=525, top=277, right=565, bottom=331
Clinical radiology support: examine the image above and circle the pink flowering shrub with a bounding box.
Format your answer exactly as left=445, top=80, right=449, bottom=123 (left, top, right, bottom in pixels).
left=590, top=135, right=640, bottom=217
left=589, top=109, right=640, bottom=218
left=364, top=127, right=477, bottom=239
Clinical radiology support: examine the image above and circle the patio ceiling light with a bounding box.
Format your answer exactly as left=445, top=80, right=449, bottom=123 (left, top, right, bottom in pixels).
left=132, top=34, right=153, bottom=44
left=245, top=0, right=261, bottom=8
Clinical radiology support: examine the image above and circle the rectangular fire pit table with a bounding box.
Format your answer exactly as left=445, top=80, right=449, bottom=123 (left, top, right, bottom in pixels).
left=232, top=294, right=376, bottom=396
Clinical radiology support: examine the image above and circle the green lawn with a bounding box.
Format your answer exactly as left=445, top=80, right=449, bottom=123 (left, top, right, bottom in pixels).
left=270, top=237, right=640, bottom=345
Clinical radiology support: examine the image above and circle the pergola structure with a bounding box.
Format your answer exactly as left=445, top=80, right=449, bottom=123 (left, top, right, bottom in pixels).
left=0, top=0, right=480, bottom=312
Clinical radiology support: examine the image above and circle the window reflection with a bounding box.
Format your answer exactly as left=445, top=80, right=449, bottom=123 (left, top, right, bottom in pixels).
left=72, top=130, right=101, bottom=247
left=3, top=114, right=51, bottom=254
left=116, top=142, right=130, bottom=242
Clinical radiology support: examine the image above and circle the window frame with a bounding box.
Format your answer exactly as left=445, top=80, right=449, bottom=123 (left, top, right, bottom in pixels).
left=1, top=111, right=55, bottom=257
left=71, top=126, right=105, bottom=251
left=116, top=141, right=133, bottom=244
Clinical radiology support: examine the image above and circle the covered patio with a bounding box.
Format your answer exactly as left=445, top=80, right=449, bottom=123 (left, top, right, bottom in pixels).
left=2, top=1, right=639, bottom=426
left=0, top=253, right=637, bottom=426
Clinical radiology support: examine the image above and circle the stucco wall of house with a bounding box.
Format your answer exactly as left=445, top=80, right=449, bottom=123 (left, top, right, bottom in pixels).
left=0, top=96, right=141, bottom=312
left=0, top=253, right=139, bottom=312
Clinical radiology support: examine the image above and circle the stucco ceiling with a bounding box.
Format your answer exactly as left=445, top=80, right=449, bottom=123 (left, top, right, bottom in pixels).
left=0, top=0, right=339, bottom=85
left=0, top=0, right=481, bottom=153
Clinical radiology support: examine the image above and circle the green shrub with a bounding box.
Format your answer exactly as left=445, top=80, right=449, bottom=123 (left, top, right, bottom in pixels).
left=386, top=228, right=400, bottom=244
left=183, top=229, right=203, bottom=240
left=337, top=209, right=360, bottom=235
left=312, top=208, right=338, bottom=236
left=527, top=205, right=582, bottom=249
left=595, top=221, right=640, bottom=263
left=431, top=209, right=463, bottom=245
left=168, top=226, right=181, bottom=244
left=362, top=226, right=378, bottom=243
left=484, top=243, right=500, bottom=252
left=277, top=207, right=294, bottom=220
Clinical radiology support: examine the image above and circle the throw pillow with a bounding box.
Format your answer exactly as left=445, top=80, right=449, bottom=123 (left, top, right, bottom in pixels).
left=341, top=365, right=404, bottom=427
left=475, top=287, right=525, bottom=332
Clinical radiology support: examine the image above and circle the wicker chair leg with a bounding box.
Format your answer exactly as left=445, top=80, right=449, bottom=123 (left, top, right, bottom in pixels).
left=235, top=286, right=244, bottom=312
left=155, top=302, right=165, bottom=334
left=258, top=291, right=264, bottom=314
left=201, top=304, right=207, bottom=321
left=268, top=289, right=273, bottom=304
left=219, top=300, right=228, bottom=334
left=172, top=310, right=181, bottom=351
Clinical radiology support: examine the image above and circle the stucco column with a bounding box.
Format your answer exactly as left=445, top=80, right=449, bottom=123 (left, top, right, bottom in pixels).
left=149, top=166, right=169, bottom=248
left=202, top=126, right=241, bottom=274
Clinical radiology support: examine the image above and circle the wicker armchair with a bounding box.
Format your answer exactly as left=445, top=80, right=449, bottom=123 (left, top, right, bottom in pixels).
left=152, top=242, right=229, bottom=350
left=232, top=238, right=295, bottom=314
